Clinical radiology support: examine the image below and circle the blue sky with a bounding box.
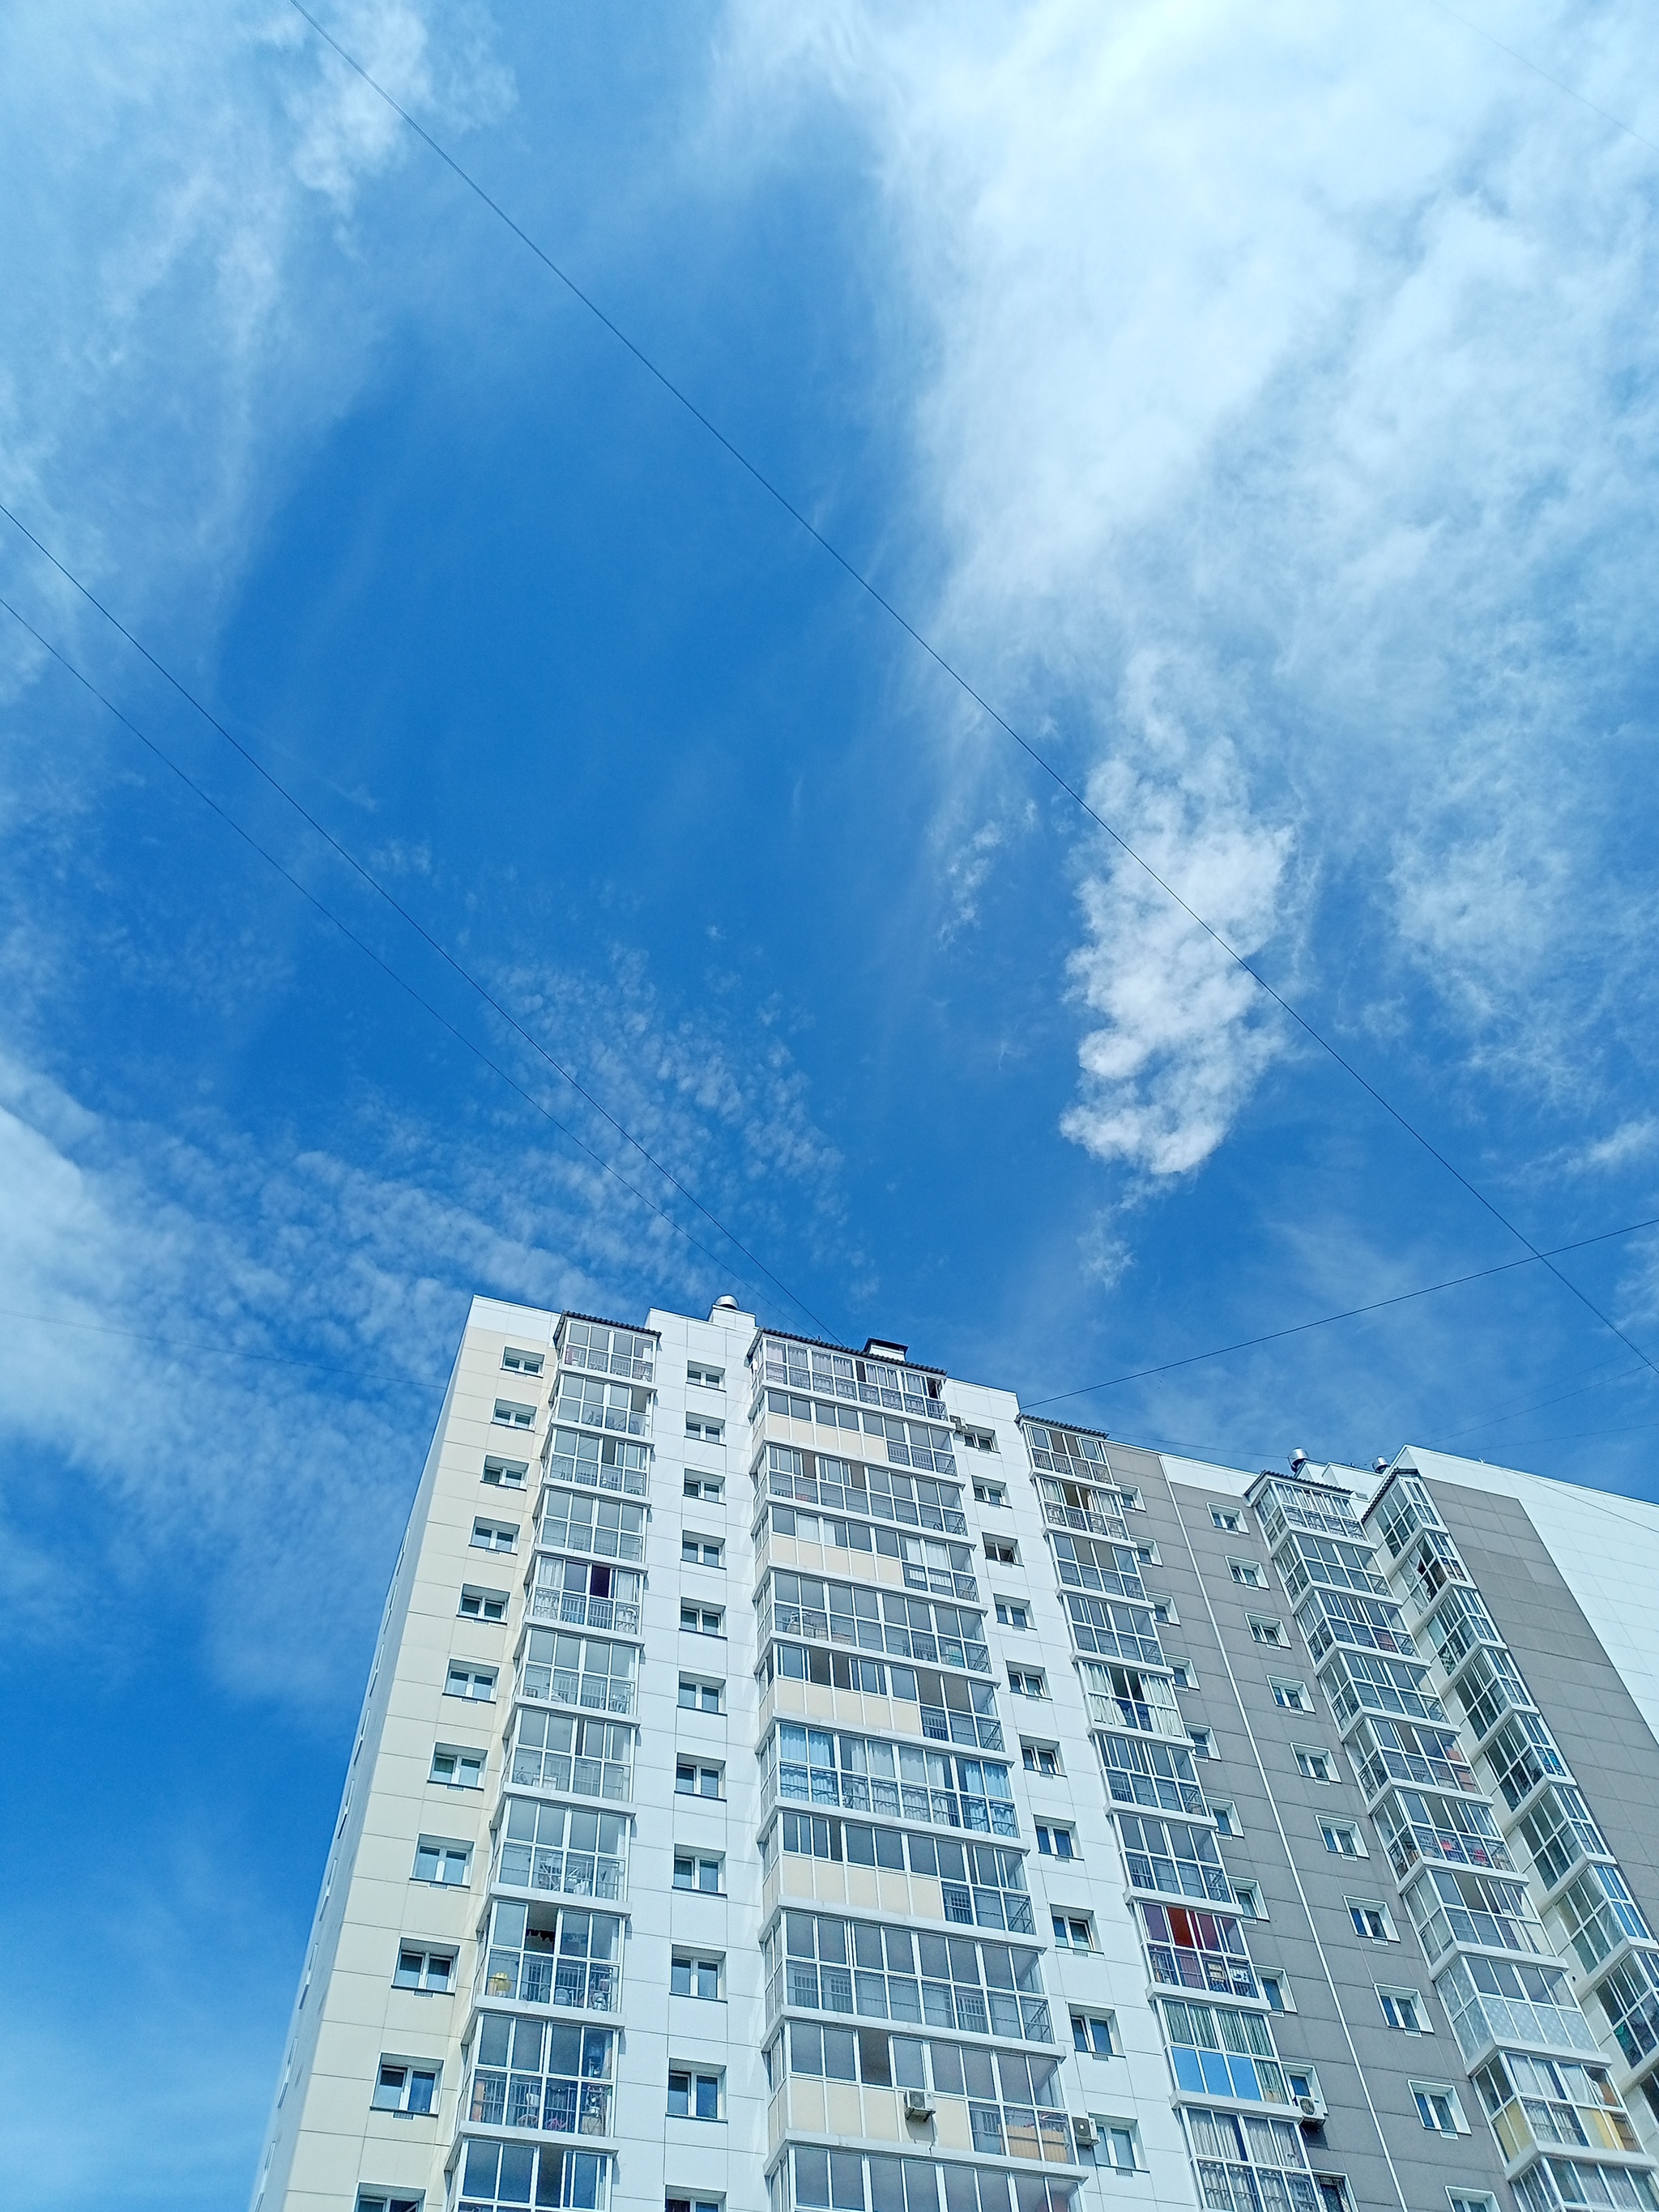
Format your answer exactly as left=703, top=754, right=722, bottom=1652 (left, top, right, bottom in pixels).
left=5, top=2, right=1659, bottom=2203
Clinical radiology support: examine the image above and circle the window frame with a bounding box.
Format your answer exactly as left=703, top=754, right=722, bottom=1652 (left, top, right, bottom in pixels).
left=501, top=1347, right=544, bottom=1376
left=1293, top=1743, right=1337, bottom=1784
left=1035, top=1822, right=1079, bottom=1860
left=667, top=2065, right=724, bottom=2122
left=1269, top=1677, right=1312, bottom=1711
left=680, top=1602, right=725, bottom=1637
left=686, top=1362, right=725, bottom=1389
left=443, top=1663, right=497, bottom=1703
left=412, top=1836, right=471, bottom=1886
left=470, top=1518, right=518, bottom=1554
left=675, top=1758, right=725, bottom=1801
left=1319, top=1819, right=1367, bottom=1859
left=481, top=1455, right=528, bottom=1490
left=677, top=1675, right=723, bottom=1714
left=1051, top=1910, right=1097, bottom=1950
left=683, top=1473, right=724, bottom=1501
left=1346, top=1896, right=1398, bottom=1941
left=429, top=1745, right=484, bottom=1790
left=680, top=1533, right=725, bottom=1569
left=371, top=2056, right=440, bottom=2116
left=1410, top=2079, right=1466, bottom=2135
left=1226, top=1556, right=1264, bottom=1585
left=672, top=1852, right=724, bottom=1894
left=1248, top=1615, right=1288, bottom=1647
left=1234, top=1882, right=1268, bottom=1921
left=1007, top=1668, right=1047, bottom=1698
left=458, top=1585, right=508, bottom=1623
left=1260, top=1971, right=1294, bottom=2014
left=994, top=1597, right=1030, bottom=1630
left=1211, top=1507, right=1247, bottom=1533
left=669, top=1952, right=723, bottom=2001
left=1377, top=1985, right=1429, bottom=2033
left=1070, top=2012, right=1115, bottom=2057
left=492, top=1397, right=536, bottom=1430
left=393, top=1945, right=456, bottom=1994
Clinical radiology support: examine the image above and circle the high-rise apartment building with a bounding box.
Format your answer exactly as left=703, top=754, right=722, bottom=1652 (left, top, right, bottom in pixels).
left=254, top=1295, right=1659, bottom=2212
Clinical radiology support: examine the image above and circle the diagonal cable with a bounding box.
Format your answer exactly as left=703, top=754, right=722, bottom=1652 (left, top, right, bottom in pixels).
left=278, top=1, right=1659, bottom=1387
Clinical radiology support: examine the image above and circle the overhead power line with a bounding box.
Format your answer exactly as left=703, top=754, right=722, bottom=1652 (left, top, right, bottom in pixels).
left=0, top=590, right=826, bottom=1332
left=280, top=2, right=1659, bottom=1392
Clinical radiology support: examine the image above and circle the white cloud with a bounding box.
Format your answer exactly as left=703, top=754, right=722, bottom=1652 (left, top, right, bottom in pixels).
left=716, top=0, right=1659, bottom=1176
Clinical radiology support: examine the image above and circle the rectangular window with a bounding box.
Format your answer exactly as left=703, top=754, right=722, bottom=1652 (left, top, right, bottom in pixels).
left=686, top=1363, right=724, bottom=1388
left=683, top=1474, right=723, bottom=1501
left=1320, top=1821, right=1366, bottom=1858
left=1136, top=1541, right=1161, bottom=1565
left=493, top=1398, right=535, bottom=1430
left=1097, top=2122, right=1140, bottom=2172
left=672, top=1854, right=723, bottom=1893
left=667, top=2069, right=722, bottom=2120
left=1051, top=1912, right=1095, bottom=1950
left=1347, top=1899, right=1396, bottom=1941
left=471, top=1519, right=517, bottom=1554
left=666, top=2198, right=722, bottom=2212
left=412, top=1838, right=470, bottom=1886
left=685, top=1416, right=724, bottom=1443
left=675, top=1761, right=723, bottom=1799
left=458, top=1587, right=507, bottom=1623
left=357, top=2194, right=423, bottom=2212
left=1035, top=1824, right=1077, bottom=1860
left=670, top=1954, right=722, bottom=2000
left=1260, top=1972, right=1293, bottom=2013
left=974, top=1479, right=1008, bottom=1506
left=984, top=1538, right=1018, bottom=1565
left=1008, top=1669, right=1047, bottom=1698
left=445, top=1664, right=496, bottom=1702
left=429, top=1747, right=484, bottom=1789
left=1228, top=1558, right=1263, bottom=1585
left=1250, top=1617, right=1286, bottom=1647
left=1410, top=2082, right=1464, bottom=2133
left=1070, top=2014, right=1115, bottom=2056
left=1117, top=1487, right=1145, bottom=1512
left=394, top=1946, right=454, bottom=1993
left=501, top=1348, right=544, bottom=1375
left=681, top=1536, right=723, bottom=1567
left=1234, top=1882, right=1266, bottom=1920
left=995, top=1599, right=1030, bottom=1629
left=677, top=1677, right=723, bottom=1712
left=680, top=1604, right=723, bottom=1635
left=372, top=2059, right=438, bottom=2115
left=1270, top=1679, right=1311, bottom=1711
left=482, top=1455, right=527, bottom=1489
left=1021, top=1742, right=1061, bottom=1777
left=1151, top=1596, right=1179, bottom=1625
left=1169, top=1660, right=1196, bottom=1689
left=1212, top=1508, right=1245, bottom=1532
left=1188, top=1728, right=1214, bottom=1758
left=1294, top=1745, right=1336, bottom=1782
left=1212, top=1802, right=1239, bottom=1837
left=1378, top=1988, right=1427, bottom=2032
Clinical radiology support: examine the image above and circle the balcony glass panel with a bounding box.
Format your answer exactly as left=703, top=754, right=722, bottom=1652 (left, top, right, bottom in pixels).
left=480, top=1900, right=621, bottom=2011
left=494, top=1800, right=628, bottom=1901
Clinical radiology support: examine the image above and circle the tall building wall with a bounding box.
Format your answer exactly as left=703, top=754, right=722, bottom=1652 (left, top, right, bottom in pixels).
left=253, top=1304, right=1659, bottom=2212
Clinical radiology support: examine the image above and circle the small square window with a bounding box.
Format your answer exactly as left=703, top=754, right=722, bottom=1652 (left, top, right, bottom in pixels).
left=1447, top=2197, right=1497, bottom=2212
left=984, top=1538, right=1018, bottom=1565
left=1095, top=2122, right=1140, bottom=2173
left=1036, top=1824, right=1077, bottom=1860
left=1227, top=1557, right=1263, bottom=1586
left=1008, top=1669, right=1047, bottom=1698
left=1188, top=1728, right=1214, bottom=1758
left=1135, top=1541, right=1160, bottom=1565
left=673, top=1854, right=723, bottom=1893
left=682, top=1535, right=724, bottom=1567
left=1320, top=1820, right=1365, bottom=1858
left=666, top=2198, right=723, bottom=2212
left=1168, top=1660, right=1196, bottom=1690
left=444, top=1664, right=495, bottom=1702
left=687, top=1363, right=725, bottom=1388
left=501, top=1348, right=544, bottom=1375
left=683, top=1473, right=724, bottom=1501
left=1211, top=1801, right=1239, bottom=1837
left=667, top=2067, right=723, bottom=2120
left=1051, top=1912, right=1095, bottom=1950
left=372, top=2059, right=438, bottom=2115
left=1070, top=2013, right=1115, bottom=2056
left=1294, top=1745, right=1336, bottom=1783
left=1151, top=1595, right=1178, bottom=1626
left=670, top=1954, right=723, bottom=2000
left=1249, top=1617, right=1286, bottom=1647
left=685, top=1416, right=724, bottom=1443
left=481, top=1455, right=527, bottom=1489
left=412, top=1838, right=470, bottom=1886
left=394, top=1946, right=454, bottom=1993
left=1410, top=2082, right=1464, bottom=2134
left=1260, top=1972, right=1293, bottom=2014
left=1211, top=1507, right=1245, bottom=1532
left=1234, top=1882, right=1266, bottom=1920
left=1379, top=1988, right=1427, bottom=2032
left=995, top=1599, right=1030, bottom=1630
left=470, top=1519, right=517, bottom=1554
left=974, top=1480, right=1008, bottom=1506
left=1270, top=1679, right=1311, bottom=1711
left=676, top=1761, right=723, bottom=1799
left=1021, top=1741, right=1061, bottom=1777
left=680, top=1604, right=724, bottom=1635
left=458, top=1587, right=507, bottom=1623
left=493, top=1398, right=535, bottom=1430
left=1116, top=1486, right=1145, bottom=1512
left=429, top=1746, right=484, bottom=1789
left=961, top=1425, right=998, bottom=1453
left=357, top=2193, right=423, bottom=2212
left=678, top=1677, right=723, bottom=1712
left=1347, top=1899, right=1396, bottom=1941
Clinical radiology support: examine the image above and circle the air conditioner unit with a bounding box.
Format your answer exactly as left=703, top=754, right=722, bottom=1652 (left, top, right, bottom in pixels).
left=1296, top=2096, right=1322, bottom=2125
left=903, top=2090, right=936, bottom=2120
left=1071, top=2117, right=1097, bottom=2149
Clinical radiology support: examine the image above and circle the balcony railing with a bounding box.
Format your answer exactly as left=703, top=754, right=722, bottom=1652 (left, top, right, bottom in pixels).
left=1145, top=1945, right=1257, bottom=2001
left=467, top=2070, right=612, bottom=2135
left=1355, top=1743, right=1480, bottom=1801
left=1382, top=1822, right=1515, bottom=1882
left=494, top=1843, right=626, bottom=1901
left=761, top=1599, right=990, bottom=1676
left=480, top=1950, right=620, bottom=2011
left=1041, top=1500, right=1126, bottom=1540
left=764, top=1763, right=1018, bottom=1838
left=527, top=1589, right=640, bottom=1635
left=1441, top=1986, right=1601, bottom=2066
left=517, top=1670, right=635, bottom=1717
left=1085, top=1693, right=1187, bottom=1741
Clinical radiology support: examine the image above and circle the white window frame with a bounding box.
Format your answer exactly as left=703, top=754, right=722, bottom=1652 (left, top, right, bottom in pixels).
left=1320, top=1819, right=1366, bottom=1858
left=675, top=1758, right=725, bottom=1801
left=372, top=2056, right=440, bottom=2115
left=470, top=1519, right=518, bottom=1554
left=684, top=1415, right=724, bottom=1443
left=1035, top=1822, right=1079, bottom=1861
left=678, top=1675, right=723, bottom=1713
left=1211, top=1801, right=1239, bottom=1837
left=501, top=1348, right=544, bottom=1376
left=983, top=1537, right=1018, bottom=1565
left=1135, top=1540, right=1161, bottom=1565
left=683, top=1473, right=724, bottom=1501
left=394, top=1945, right=455, bottom=1993
left=412, top=1836, right=471, bottom=1886
left=458, top=1586, right=508, bottom=1623
left=1227, top=1556, right=1264, bottom=1585
left=1211, top=1507, right=1246, bottom=1532
left=1249, top=1616, right=1287, bottom=1647
left=443, top=1664, right=497, bottom=1703
left=493, top=1397, right=535, bottom=1430
left=1270, top=1677, right=1311, bottom=1711
left=680, top=1603, right=724, bottom=1636
left=429, top=1745, right=484, bottom=1790
left=1260, top=1971, right=1294, bottom=2014
left=686, top=1362, right=725, bottom=1388
left=672, top=1852, right=724, bottom=1894
left=1021, top=1740, right=1063, bottom=1778
left=1051, top=1910, right=1096, bottom=1950
left=973, top=1478, right=1009, bottom=1506
left=1008, top=1669, right=1047, bottom=1698
left=1294, top=1744, right=1337, bottom=1783
left=1151, top=1594, right=1179, bottom=1626
left=1410, top=2080, right=1467, bottom=2134
left=1168, top=1658, right=1196, bottom=1689
left=670, top=1952, right=724, bottom=2001
left=1188, top=1728, right=1214, bottom=1758
left=1346, top=1896, right=1398, bottom=1941
left=1070, top=2012, right=1115, bottom=2057
left=1093, top=2118, right=1141, bottom=2173
left=1234, top=1882, right=1268, bottom=1920
left=681, top=1534, right=724, bottom=1568
left=1378, top=1985, right=1429, bottom=2033
left=481, top=1455, right=527, bottom=1490
left=995, top=1597, right=1030, bottom=1630
left=667, top=2064, right=724, bottom=2122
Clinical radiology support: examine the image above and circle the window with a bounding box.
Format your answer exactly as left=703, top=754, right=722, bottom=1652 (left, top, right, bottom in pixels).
left=1051, top=1912, right=1095, bottom=1950
left=471, top=1519, right=517, bottom=1554
left=394, top=1946, right=454, bottom=1993
left=1320, top=1820, right=1365, bottom=1858
left=1411, top=2082, right=1465, bottom=2134
left=1271, top=1679, right=1311, bottom=1711
left=1151, top=1595, right=1179, bottom=1625
left=1071, top=2013, right=1115, bottom=2056
left=670, top=1954, right=722, bottom=2000
left=501, top=1348, right=544, bottom=1375
left=676, top=1760, right=723, bottom=1799
left=684, top=1415, right=723, bottom=1443
left=1188, top=1728, right=1214, bottom=1758
left=1347, top=1899, right=1396, bottom=1941
left=678, top=1677, right=723, bottom=1713
left=1095, top=2121, right=1141, bottom=2172
left=1227, top=1557, right=1262, bottom=1585
left=1169, top=1660, right=1196, bottom=1689
left=1378, top=1988, right=1427, bottom=2032
left=1235, top=1883, right=1266, bottom=1920
left=482, top=1455, right=527, bottom=1490
left=445, top=1664, right=496, bottom=1702
left=680, top=1603, right=723, bottom=1635
left=1136, top=1541, right=1161, bottom=1565
left=1036, top=1824, right=1077, bottom=1860
left=1021, top=1742, right=1061, bottom=1777
left=672, top=1854, right=723, bottom=1893
left=458, top=1587, right=507, bottom=1623
left=974, top=1479, right=1008, bottom=1506
left=683, top=1474, right=723, bottom=1501
left=1294, top=1745, right=1336, bottom=1783
left=667, top=2069, right=722, bottom=2120
left=1117, top=1487, right=1145, bottom=1512
left=984, top=1538, right=1018, bottom=1565
left=1260, top=1972, right=1293, bottom=2014
left=413, top=1838, right=470, bottom=1886
left=1212, top=1507, right=1245, bottom=1532
left=1212, top=1802, right=1239, bottom=1837
left=429, top=1747, right=484, bottom=1789
left=666, top=2199, right=722, bottom=2212
left=372, top=2059, right=438, bottom=2115
left=357, top=2194, right=422, bottom=2212
left=681, top=1536, right=723, bottom=1568
left=1447, top=2198, right=1496, bottom=2212
left=686, top=1362, right=724, bottom=1387
left=493, top=1398, right=535, bottom=1430
left=995, top=1599, right=1030, bottom=1630
left=1008, top=1669, right=1047, bottom=1698
left=960, top=1424, right=998, bottom=1452
left=1249, top=1617, right=1286, bottom=1647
